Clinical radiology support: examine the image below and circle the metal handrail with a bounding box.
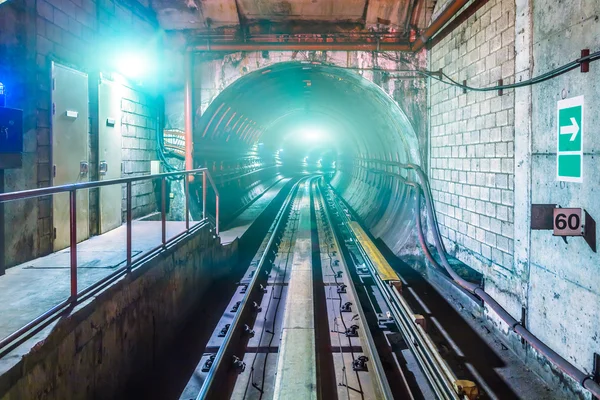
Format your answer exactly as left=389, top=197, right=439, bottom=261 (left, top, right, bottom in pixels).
left=0, top=168, right=220, bottom=353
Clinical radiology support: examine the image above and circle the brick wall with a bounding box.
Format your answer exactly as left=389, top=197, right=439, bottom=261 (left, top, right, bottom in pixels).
left=120, top=87, right=158, bottom=220
left=0, top=0, right=160, bottom=267
left=0, top=0, right=39, bottom=267
left=429, top=0, right=516, bottom=277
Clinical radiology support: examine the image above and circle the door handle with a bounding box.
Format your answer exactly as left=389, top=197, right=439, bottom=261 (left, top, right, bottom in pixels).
left=80, top=161, right=89, bottom=177
left=99, top=161, right=108, bottom=176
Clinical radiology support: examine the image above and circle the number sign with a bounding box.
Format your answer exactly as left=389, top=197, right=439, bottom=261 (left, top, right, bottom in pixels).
left=553, top=208, right=583, bottom=236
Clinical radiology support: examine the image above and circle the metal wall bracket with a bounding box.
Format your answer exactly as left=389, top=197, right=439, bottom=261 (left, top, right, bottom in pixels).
left=584, top=210, right=596, bottom=253
left=581, top=49, right=590, bottom=73
left=531, top=204, right=557, bottom=230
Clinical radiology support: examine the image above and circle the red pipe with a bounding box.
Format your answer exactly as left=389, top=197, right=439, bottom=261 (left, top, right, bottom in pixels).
left=184, top=51, right=194, bottom=173
left=190, top=41, right=411, bottom=52
left=411, top=0, right=472, bottom=51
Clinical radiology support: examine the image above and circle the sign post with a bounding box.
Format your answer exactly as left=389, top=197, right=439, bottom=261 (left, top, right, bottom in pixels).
left=557, top=96, right=584, bottom=182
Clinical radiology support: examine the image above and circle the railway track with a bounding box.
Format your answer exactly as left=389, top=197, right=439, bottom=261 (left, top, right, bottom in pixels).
left=183, top=176, right=476, bottom=400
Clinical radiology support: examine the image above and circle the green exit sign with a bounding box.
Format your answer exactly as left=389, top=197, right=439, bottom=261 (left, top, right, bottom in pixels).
left=557, top=96, right=584, bottom=182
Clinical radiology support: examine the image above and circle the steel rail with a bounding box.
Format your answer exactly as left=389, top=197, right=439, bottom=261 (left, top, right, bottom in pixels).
left=315, top=181, right=396, bottom=400
left=196, top=177, right=307, bottom=399
left=323, top=184, right=463, bottom=400
left=399, top=166, right=600, bottom=399
left=357, top=158, right=600, bottom=398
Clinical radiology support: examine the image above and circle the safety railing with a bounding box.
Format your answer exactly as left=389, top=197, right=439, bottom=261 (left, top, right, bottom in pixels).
left=0, top=168, right=219, bottom=353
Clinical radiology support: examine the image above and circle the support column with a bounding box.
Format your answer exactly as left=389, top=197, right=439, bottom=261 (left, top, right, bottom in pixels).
left=513, top=0, right=534, bottom=315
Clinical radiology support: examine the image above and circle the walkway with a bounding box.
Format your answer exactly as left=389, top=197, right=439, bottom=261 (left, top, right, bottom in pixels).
left=0, top=220, right=196, bottom=344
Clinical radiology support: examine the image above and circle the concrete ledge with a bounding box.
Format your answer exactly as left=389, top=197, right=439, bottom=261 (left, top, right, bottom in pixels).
left=0, top=225, right=238, bottom=400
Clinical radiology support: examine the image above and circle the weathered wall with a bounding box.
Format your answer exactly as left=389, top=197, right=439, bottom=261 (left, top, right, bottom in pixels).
left=0, top=225, right=237, bottom=400
left=1, top=0, right=39, bottom=267
left=120, top=86, right=159, bottom=221
left=525, top=0, right=600, bottom=396
left=429, top=0, right=518, bottom=312
left=2, top=0, right=160, bottom=267
left=428, top=0, right=600, bottom=397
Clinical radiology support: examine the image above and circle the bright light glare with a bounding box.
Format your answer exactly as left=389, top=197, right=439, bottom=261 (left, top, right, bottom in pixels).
left=115, top=53, right=149, bottom=79
left=295, top=127, right=328, bottom=143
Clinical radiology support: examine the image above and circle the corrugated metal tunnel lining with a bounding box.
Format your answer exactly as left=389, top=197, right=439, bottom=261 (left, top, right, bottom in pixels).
left=193, top=61, right=422, bottom=248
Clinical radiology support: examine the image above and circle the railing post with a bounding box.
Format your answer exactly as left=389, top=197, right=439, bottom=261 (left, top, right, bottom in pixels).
left=215, top=194, right=219, bottom=235
left=126, top=182, right=132, bottom=269
left=69, top=190, right=77, bottom=302
left=185, top=174, right=190, bottom=230
left=202, top=170, right=207, bottom=220
left=161, top=177, right=166, bottom=245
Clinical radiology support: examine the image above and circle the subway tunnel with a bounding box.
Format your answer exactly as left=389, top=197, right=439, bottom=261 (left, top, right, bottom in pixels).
left=191, top=61, right=421, bottom=248
left=1, top=0, right=600, bottom=399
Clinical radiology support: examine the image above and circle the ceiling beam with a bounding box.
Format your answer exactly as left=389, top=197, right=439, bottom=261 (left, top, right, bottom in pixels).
left=190, top=41, right=412, bottom=52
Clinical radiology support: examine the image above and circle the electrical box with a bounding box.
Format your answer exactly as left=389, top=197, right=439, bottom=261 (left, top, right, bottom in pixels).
left=0, top=106, right=23, bottom=169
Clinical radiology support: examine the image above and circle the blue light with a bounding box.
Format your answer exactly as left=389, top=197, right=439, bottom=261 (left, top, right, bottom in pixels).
left=0, top=82, right=5, bottom=107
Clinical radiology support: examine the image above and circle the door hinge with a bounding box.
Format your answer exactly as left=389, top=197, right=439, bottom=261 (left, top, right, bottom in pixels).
left=52, top=78, right=55, bottom=90
left=52, top=103, right=56, bottom=115
left=53, top=165, right=56, bottom=177
left=53, top=227, right=57, bottom=239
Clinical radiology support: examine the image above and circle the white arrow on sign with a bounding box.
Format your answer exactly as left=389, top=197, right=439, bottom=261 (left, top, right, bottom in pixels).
left=560, top=117, right=579, bottom=141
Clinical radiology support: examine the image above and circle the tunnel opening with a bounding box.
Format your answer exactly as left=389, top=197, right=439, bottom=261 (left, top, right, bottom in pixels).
left=192, top=61, right=422, bottom=249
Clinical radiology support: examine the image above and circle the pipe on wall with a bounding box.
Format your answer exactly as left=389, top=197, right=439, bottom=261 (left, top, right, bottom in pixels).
left=405, top=165, right=600, bottom=399
left=411, top=0, right=473, bottom=51
left=190, top=41, right=412, bottom=52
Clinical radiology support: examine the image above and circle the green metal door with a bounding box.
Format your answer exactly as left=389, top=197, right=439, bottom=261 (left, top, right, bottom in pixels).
left=51, top=62, right=89, bottom=251
left=98, top=78, right=123, bottom=234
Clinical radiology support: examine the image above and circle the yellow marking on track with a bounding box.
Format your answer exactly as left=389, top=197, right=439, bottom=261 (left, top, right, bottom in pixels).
left=349, top=221, right=400, bottom=282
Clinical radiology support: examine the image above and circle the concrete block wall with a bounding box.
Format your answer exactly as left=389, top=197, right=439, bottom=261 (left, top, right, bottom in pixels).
left=2, top=0, right=160, bottom=267
left=120, top=87, right=158, bottom=221
left=428, top=0, right=600, bottom=396
left=0, top=225, right=237, bottom=400
left=0, top=0, right=39, bottom=267
left=429, top=0, right=517, bottom=303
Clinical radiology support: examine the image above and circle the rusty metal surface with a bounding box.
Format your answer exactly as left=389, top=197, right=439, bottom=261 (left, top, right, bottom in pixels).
left=152, top=0, right=437, bottom=37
